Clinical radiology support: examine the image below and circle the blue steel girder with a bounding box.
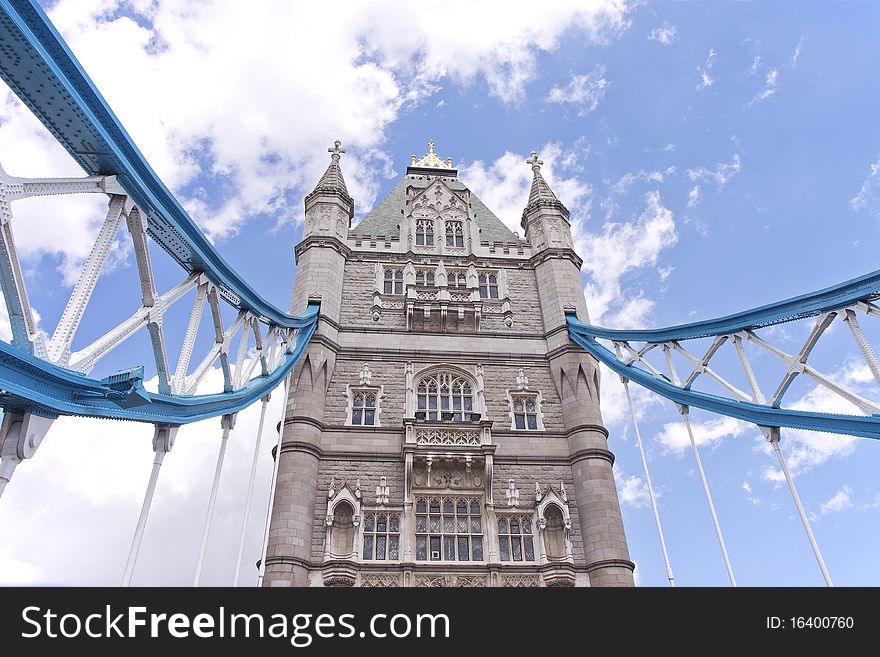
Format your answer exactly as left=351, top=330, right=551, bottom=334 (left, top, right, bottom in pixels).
left=0, top=303, right=318, bottom=424
left=0, top=0, right=300, bottom=327
left=567, top=312, right=880, bottom=440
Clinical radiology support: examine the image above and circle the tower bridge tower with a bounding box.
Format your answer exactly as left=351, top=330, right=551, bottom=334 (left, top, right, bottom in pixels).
left=262, top=140, right=634, bottom=587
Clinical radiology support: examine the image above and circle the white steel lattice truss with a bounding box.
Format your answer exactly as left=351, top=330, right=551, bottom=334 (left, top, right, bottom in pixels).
left=0, top=162, right=308, bottom=586
left=573, top=305, right=880, bottom=588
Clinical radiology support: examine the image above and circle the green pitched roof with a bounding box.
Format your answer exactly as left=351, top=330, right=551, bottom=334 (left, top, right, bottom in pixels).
left=350, top=175, right=522, bottom=244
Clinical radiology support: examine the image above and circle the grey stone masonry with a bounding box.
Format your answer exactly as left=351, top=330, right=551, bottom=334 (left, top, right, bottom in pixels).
left=263, top=143, right=634, bottom=587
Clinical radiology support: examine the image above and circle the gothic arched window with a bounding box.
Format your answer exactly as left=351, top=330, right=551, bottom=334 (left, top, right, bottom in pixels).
left=416, top=219, right=434, bottom=246
left=447, top=271, right=467, bottom=288
left=415, top=270, right=435, bottom=287
left=478, top=273, right=499, bottom=299
left=498, top=515, right=535, bottom=562
left=362, top=512, right=400, bottom=560
left=384, top=268, right=404, bottom=295
left=351, top=391, right=377, bottom=426
left=416, top=371, right=474, bottom=421
left=512, top=395, right=539, bottom=430
left=414, top=496, right=483, bottom=562
left=445, top=221, right=464, bottom=247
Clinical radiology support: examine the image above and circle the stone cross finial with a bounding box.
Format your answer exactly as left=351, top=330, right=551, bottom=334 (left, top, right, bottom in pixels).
left=328, top=139, right=345, bottom=161
left=516, top=368, right=529, bottom=390
left=359, top=364, right=372, bottom=386
left=526, top=151, right=543, bottom=171
left=428, top=138, right=435, bottom=154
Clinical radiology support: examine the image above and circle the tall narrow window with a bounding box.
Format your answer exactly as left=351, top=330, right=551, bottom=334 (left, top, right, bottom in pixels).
left=445, top=221, right=464, bottom=247
left=416, top=371, right=474, bottom=421
left=384, top=269, right=404, bottom=295
left=362, top=513, right=400, bottom=560
left=415, top=271, right=435, bottom=286
left=479, top=273, right=499, bottom=298
left=512, top=395, right=539, bottom=430
left=416, top=219, right=434, bottom=246
left=415, top=496, right=483, bottom=562
left=498, top=515, right=536, bottom=562
left=447, top=272, right=467, bottom=288
left=351, top=391, right=377, bottom=426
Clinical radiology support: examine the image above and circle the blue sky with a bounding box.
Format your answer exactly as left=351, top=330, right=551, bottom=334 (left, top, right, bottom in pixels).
left=1, top=0, right=879, bottom=586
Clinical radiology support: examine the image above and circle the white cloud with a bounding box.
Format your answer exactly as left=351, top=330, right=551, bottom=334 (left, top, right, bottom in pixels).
left=696, top=49, right=716, bottom=90
left=748, top=68, right=779, bottom=106
left=577, top=190, right=678, bottom=324
left=686, top=153, right=742, bottom=189
left=742, top=480, right=761, bottom=505
left=459, top=142, right=591, bottom=236
left=687, top=184, right=702, bottom=208
left=656, top=415, right=753, bottom=454
left=547, top=67, right=609, bottom=116
left=849, top=157, right=880, bottom=216
left=648, top=23, right=677, bottom=45
left=2, top=0, right=632, bottom=262
left=810, top=486, right=853, bottom=521
left=663, top=143, right=676, bottom=153
left=615, top=465, right=652, bottom=509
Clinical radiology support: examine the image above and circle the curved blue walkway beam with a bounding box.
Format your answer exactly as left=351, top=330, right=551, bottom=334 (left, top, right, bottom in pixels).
left=574, top=269, right=880, bottom=343
left=567, top=265, right=880, bottom=438
left=568, top=318, right=880, bottom=439
left=0, top=0, right=300, bottom=327
left=0, top=304, right=317, bottom=424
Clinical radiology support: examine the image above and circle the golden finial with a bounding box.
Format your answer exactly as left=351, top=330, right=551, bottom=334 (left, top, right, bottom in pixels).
left=411, top=139, right=452, bottom=169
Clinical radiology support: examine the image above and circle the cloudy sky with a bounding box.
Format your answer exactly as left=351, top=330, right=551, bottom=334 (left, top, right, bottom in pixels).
left=1, top=0, right=880, bottom=586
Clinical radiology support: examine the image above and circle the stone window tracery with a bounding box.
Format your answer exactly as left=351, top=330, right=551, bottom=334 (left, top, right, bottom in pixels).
left=362, top=512, right=400, bottom=561
left=416, top=371, right=474, bottom=421
left=512, top=395, right=540, bottom=430
left=445, top=221, right=464, bottom=247
left=415, top=496, right=483, bottom=562
left=384, top=268, right=404, bottom=295
left=350, top=391, right=377, bottom=426
left=415, top=219, right=434, bottom=246
left=478, top=273, right=499, bottom=299
left=498, top=515, right=536, bottom=562
left=415, top=270, right=435, bottom=287
left=447, top=271, right=467, bottom=288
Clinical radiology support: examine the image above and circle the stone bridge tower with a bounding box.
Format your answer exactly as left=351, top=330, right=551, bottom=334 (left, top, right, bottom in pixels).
left=262, top=140, right=634, bottom=587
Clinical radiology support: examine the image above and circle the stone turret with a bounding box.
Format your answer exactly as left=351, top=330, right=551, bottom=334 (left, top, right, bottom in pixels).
left=521, top=151, right=634, bottom=586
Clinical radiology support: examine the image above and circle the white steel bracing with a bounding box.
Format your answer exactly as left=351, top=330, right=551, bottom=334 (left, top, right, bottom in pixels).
left=193, top=413, right=236, bottom=587
left=121, top=424, right=177, bottom=587
left=678, top=405, right=737, bottom=587
left=0, top=162, right=301, bottom=402
left=621, top=376, right=676, bottom=587
left=764, top=427, right=834, bottom=587
left=602, top=303, right=880, bottom=423
left=234, top=394, right=270, bottom=587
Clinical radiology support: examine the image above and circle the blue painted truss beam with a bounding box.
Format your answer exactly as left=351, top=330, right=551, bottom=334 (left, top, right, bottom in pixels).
left=0, top=305, right=318, bottom=425
left=573, top=269, right=880, bottom=343
left=567, top=314, right=880, bottom=439
left=0, top=0, right=302, bottom=328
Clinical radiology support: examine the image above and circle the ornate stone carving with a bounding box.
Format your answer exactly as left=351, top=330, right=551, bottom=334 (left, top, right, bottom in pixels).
left=415, top=575, right=448, bottom=588
left=414, top=574, right=486, bottom=587
left=501, top=574, right=541, bottom=588
left=415, top=427, right=481, bottom=447
left=412, top=460, right=483, bottom=489
left=360, top=573, right=402, bottom=588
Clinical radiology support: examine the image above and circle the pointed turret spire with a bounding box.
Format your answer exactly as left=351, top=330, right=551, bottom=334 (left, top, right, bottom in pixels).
left=521, top=150, right=572, bottom=248
left=524, top=151, right=567, bottom=217
left=305, top=139, right=354, bottom=219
